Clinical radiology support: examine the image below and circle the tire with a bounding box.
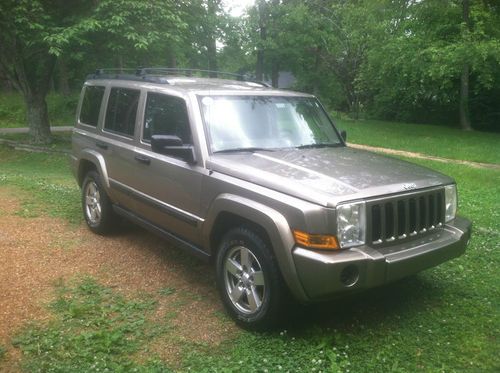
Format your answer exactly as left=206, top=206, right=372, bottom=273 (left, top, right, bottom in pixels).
left=81, top=170, right=116, bottom=234
left=215, top=226, right=290, bottom=329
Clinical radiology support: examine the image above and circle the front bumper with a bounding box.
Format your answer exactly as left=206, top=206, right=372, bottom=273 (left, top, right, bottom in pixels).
left=293, top=216, right=471, bottom=301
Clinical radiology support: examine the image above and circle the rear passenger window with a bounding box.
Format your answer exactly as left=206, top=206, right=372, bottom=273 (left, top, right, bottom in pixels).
left=143, top=93, right=192, bottom=144
left=104, top=88, right=140, bottom=137
left=79, top=85, right=105, bottom=127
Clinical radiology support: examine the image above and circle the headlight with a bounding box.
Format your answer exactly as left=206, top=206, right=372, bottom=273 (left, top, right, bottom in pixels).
left=336, top=201, right=366, bottom=248
left=444, top=184, right=457, bottom=222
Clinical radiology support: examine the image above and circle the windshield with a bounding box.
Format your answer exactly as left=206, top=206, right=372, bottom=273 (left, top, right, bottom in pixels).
left=198, top=95, right=342, bottom=153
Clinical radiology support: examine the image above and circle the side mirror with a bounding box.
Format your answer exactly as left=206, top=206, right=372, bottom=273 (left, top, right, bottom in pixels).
left=151, top=135, right=197, bottom=164
left=340, top=130, right=347, bottom=142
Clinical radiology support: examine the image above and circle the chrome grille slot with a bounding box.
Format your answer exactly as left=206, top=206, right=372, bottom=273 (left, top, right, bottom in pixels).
left=369, top=188, right=445, bottom=245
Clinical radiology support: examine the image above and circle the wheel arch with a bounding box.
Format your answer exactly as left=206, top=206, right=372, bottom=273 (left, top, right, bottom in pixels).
left=77, top=150, right=110, bottom=188
left=202, top=194, right=308, bottom=302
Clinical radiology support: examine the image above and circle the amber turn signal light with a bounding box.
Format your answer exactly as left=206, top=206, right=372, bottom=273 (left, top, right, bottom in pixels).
left=292, top=230, right=339, bottom=250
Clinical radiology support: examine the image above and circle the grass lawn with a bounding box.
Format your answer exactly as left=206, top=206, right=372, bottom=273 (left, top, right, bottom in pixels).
left=0, top=134, right=499, bottom=371
left=335, top=117, right=500, bottom=165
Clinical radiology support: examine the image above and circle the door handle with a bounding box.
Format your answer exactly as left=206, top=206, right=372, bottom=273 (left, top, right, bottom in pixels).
left=134, top=155, right=151, bottom=165
left=96, top=142, right=108, bottom=150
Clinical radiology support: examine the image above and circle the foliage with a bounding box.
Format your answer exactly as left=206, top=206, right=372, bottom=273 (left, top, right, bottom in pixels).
left=2, top=0, right=499, bottom=134
left=0, top=0, right=94, bottom=142
left=0, top=0, right=186, bottom=143
left=358, top=0, right=500, bottom=129
left=241, top=0, right=500, bottom=129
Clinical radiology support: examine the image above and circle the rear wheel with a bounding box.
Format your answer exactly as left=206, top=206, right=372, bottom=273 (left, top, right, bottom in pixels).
left=216, top=226, right=289, bottom=328
left=81, top=170, right=116, bottom=234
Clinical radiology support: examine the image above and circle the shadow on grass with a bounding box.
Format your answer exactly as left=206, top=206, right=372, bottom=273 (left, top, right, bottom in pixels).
left=289, top=275, right=445, bottom=331
left=105, top=219, right=453, bottom=335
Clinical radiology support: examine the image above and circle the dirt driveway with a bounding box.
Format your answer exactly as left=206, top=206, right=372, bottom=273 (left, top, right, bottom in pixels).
left=0, top=187, right=236, bottom=370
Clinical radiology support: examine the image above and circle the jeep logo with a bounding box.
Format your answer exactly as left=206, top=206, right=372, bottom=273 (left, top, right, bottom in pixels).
left=403, top=183, right=417, bottom=190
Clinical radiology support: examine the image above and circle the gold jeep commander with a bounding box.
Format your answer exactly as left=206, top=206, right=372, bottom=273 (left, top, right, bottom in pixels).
left=71, top=68, right=471, bottom=328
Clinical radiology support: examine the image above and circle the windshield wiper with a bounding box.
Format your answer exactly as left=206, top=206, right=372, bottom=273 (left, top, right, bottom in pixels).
left=296, top=143, right=342, bottom=149
left=213, top=147, right=275, bottom=154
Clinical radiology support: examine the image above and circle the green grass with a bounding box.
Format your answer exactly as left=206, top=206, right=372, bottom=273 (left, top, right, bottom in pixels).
left=0, top=146, right=81, bottom=223
left=335, top=117, right=500, bottom=165
left=0, top=92, right=78, bottom=128
left=12, top=277, right=172, bottom=372
left=0, top=134, right=499, bottom=371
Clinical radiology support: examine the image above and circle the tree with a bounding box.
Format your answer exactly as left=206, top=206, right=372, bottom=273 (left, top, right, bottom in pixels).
left=359, top=0, right=500, bottom=129
left=0, top=0, right=85, bottom=143
left=460, top=0, right=472, bottom=130
left=0, top=0, right=185, bottom=143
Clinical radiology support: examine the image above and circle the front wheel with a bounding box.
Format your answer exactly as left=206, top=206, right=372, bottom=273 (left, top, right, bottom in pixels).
left=81, top=170, right=116, bottom=234
left=216, top=227, right=290, bottom=328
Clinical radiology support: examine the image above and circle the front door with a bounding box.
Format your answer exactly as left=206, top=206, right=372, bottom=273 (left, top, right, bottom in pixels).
left=127, top=91, right=204, bottom=246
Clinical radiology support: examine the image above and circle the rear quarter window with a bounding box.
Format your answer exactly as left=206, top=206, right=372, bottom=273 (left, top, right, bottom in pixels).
left=79, top=85, right=105, bottom=127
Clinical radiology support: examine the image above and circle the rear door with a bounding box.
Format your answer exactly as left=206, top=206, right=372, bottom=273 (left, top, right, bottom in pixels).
left=98, top=86, right=142, bottom=211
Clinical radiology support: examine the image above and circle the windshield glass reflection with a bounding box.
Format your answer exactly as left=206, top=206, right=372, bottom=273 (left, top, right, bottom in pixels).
left=199, top=96, right=342, bottom=153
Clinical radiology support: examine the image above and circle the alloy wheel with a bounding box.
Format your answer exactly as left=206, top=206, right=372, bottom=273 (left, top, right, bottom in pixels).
left=223, top=245, right=266, bottom=314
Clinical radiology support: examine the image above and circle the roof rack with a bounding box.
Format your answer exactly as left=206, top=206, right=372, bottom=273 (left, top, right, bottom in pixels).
left=86, top=67, right=271, bottom=87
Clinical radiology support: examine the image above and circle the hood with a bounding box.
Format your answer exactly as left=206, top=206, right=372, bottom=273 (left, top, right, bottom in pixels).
left=206, top=146, right=453, bottom=207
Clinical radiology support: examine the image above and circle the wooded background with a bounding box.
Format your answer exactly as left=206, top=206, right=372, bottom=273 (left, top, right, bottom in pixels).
left=0, top=0, right=499, bottom=143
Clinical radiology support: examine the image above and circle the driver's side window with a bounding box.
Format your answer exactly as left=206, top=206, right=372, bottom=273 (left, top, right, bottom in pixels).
left=143, top=93, right=192, bottom=144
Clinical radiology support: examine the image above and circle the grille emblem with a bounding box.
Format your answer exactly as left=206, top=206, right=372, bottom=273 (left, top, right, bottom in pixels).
left=403, top=183, right=417, bottom=190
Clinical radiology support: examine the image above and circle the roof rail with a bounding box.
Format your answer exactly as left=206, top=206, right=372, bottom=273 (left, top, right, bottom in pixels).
left=87, top=67, right=271, bottom=87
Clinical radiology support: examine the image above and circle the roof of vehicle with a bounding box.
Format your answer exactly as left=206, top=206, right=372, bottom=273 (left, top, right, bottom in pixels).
left=84, top=68, right=312, bottom=96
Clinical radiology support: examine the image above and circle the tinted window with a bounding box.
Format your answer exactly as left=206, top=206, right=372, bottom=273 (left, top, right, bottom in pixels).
left=79, top=85, right=105, bottom=127
left=104, top=88, right=140, bottom=137
left=143, top=93, right=191, bottom=144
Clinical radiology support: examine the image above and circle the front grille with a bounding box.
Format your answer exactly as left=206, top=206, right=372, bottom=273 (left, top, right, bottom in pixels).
left=369, top=188, right=445, bottom=245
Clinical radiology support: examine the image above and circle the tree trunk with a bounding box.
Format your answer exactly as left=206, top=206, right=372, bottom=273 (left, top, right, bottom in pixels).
left=256, top=51, right=265, bottom=81
left=57, top=57, right=71, bottom=95
left=460, top=63, right=472, bottom=130
left=206, top=0, right=218, bottom=78
left=460, top=0, right=472, bottom=130
left=26, top=94, right=52, bottom=144
left=207, top=39, right=218, bottom=77
left=313, top=47, right=321, bottom=95
left=166, top=49, right=177, bottom=68
left=256, top=0, right=267, bottom=81
left=271, top=60, right=279, bottom=88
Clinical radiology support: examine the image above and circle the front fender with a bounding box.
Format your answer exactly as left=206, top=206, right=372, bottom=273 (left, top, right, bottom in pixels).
left=202, top=193, right=308, bottom=302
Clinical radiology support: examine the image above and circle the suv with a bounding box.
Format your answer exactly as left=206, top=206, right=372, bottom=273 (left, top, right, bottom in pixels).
left=71, top=68, right=471, bottom=327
